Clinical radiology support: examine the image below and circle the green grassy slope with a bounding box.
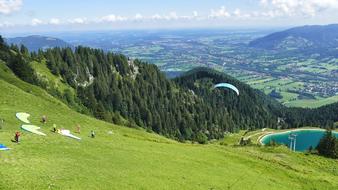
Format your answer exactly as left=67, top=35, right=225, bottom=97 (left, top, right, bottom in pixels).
left=30, top=60, right=74, bottom=94
left=0, top=67, right=337, bottom=189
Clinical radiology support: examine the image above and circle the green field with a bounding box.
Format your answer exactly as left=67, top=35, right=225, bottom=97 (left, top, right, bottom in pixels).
left=243, top=75, right=338, bottom=108
left=0, top=59, right=338, bottom=189
left=285, top=95, right=338, bottom=108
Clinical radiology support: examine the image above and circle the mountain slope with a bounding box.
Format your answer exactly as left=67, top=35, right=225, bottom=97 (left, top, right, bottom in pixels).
left=0, top=64, right=338, bottom=189
left=6, top=35, right=71, bottom=52
left=39, top=47, right=285, bottom=141
left=249, top=24, right=338, bottom=51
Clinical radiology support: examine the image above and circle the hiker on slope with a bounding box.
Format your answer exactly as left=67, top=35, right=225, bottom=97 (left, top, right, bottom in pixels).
left=41, top=115, right=47, bottom=124
left=14, top=131, right=21, bottom=143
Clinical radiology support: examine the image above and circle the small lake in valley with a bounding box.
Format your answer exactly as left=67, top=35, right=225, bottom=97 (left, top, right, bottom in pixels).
left=260, top=129, right=338, bottom=152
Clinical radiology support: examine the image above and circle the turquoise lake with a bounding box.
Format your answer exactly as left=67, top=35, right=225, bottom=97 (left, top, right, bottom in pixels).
left=260, top=130, right=338, bottom=152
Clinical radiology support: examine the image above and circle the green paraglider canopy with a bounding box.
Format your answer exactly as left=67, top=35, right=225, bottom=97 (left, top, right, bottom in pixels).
left=214, top=83, right=239, bottom=96
left=16, top=112, right=30, bottom=124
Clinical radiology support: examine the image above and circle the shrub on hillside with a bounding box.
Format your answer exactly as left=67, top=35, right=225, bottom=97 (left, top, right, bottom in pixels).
left=196, top=132, right=208, bottom=144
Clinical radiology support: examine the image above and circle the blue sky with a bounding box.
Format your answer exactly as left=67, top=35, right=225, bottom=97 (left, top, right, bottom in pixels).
left=1, top=0, right=338, bottom=33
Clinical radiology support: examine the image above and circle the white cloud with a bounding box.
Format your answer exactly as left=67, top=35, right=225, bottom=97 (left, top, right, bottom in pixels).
left=150, top=12, right=190, bottom=21
left=193, top=11, right=198, bottom=17
left=160, top=12, right=196, bottom=21
left=0, top=0, right=22, bottom=14
left=179, top=11, right=201, bottom=20
left=134, top=13, right=143, bottom=20
left=164, top=12, right=179, bottom=20
left=49, top=18, right=60, bottom=25
left=68, top=17, right=88, bottom=24
left=130, top=11, right=200, bottom=22
left=232, top=8, right=252, bottom=19
left=151, top=14, right=162, bottom=20
left=260, top=0, right=338, bottom=17
left=208, top=6, right=251, bottom=19
left=100, top=14, right=127, bottom=22
left=31, top=18, right=43, bottom=26
left=207, top=1, right=338, bottom=21
left=209, top=6, right=231, bottom=18
left=233, top=9, right=241, bottom=17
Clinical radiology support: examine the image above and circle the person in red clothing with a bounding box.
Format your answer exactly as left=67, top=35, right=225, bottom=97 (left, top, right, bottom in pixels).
left=14, top=131, right=20, bottom=143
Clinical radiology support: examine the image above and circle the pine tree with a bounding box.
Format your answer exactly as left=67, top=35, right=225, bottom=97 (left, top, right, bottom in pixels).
left=8, top=54, right=37, bottom=84
left=316, top=130, right=337, bottom=159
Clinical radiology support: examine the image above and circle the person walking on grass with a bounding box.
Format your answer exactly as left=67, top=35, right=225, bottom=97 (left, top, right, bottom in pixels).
left=91, top=130, right=95, bottom=138
left=14, top=131, right=21, bottom=143
left=52, top=124, right=57, bottom=133
left=76, top=124, right=81, bottom=134
left=41, top=115, right=47, bottom=124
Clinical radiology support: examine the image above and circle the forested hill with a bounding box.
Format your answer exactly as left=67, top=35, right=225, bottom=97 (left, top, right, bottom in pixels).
left=174, top=67, right=283, bottom=127
left=285, top=103, right=338, bottom=128
left=0, top=35, right=337, bottom=143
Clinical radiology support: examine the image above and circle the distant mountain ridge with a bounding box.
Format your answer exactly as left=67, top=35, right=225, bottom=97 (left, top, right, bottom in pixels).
left=249, top=24, right=338, bottom=50
left=6, top=35, right=72, bottom=52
